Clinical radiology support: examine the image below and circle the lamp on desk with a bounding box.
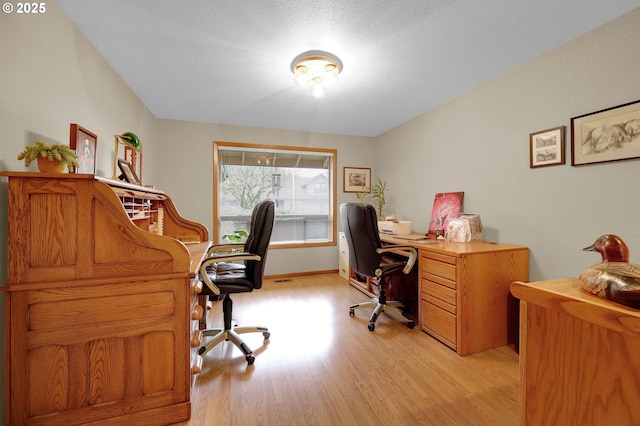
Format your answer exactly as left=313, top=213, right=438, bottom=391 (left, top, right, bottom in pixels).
left=113, top=132, right=142, bottom=182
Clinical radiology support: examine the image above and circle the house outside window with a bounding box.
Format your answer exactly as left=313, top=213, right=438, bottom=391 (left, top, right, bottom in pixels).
left=214, top=142, right=336, bottom=248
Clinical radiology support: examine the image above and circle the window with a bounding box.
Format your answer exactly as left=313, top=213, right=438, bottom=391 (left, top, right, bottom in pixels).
left=214, top=142, right=337, bottom=248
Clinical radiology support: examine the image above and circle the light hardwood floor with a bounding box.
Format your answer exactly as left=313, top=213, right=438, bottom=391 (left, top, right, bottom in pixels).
left=174, top=273, right=520, bottom=426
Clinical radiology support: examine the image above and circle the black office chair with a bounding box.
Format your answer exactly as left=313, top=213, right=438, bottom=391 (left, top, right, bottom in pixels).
left=340, top=203, right=418, bottom=331
left=198, top=199, right=275, bottom=364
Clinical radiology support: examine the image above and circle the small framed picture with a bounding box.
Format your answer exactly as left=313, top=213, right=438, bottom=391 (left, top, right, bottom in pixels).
left=117, top=159, right=141, bottom=185
left=70, top=123, right=97, bottom=174
left=343, top=167, right=371, bottom=193
left=529, top=126, right=565, bottom=168
left=571, top=99, right=640, bottom=166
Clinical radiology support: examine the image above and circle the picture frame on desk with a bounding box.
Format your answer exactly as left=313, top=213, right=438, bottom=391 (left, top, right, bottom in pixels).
left=70, top=123, right=97, bottom=174
left=571, top=99, right=640, bottom=166
left=343, top=167, right=371, bottom=193
left=529, top=126, right=564, bottom=168
left=117, top=158, right=141, bottom=185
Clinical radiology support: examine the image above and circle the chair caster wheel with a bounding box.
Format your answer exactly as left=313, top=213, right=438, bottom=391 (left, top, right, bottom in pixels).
left=246, top=355, right=255, bottom=365
left=263, top=331, right=271, bottom=339
left=349, top=309, right=355, bottom=317
left=407, top=321, right=416, bottom=329
left=368, top=323, right=375, bottom=331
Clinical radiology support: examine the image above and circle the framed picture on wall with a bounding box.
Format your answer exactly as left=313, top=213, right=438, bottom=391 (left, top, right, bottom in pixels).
left=70, top=123, right=97, bottom=174
left=343, top=167, right=371, bottom=192
left=529, top=126, right=565, bottom=168
left=571, top=99, right=640, bottom=166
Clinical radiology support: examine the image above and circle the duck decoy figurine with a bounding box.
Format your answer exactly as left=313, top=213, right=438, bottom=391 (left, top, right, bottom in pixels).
left=579, top=234, right=640, bottom=309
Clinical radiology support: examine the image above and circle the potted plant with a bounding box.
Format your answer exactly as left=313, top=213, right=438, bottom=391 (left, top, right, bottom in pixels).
left=355, top=185, right=369, bottom=203
left=219, top=230, right=248, bottom=256
left=222, top=230, right=248, bottom=243
left=353, top=179, right=388, bottom=219
left=17, top=141, right=79, bottom=173
left=371, top=178, right=388, bottom=220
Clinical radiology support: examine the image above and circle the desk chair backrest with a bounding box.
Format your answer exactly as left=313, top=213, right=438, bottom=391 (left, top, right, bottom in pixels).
left=340, top=203, right=384, bottom=278
left=243, top=199, right=276, bottom=289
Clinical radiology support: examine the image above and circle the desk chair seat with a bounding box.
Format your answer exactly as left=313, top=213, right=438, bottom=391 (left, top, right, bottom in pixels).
left=340, top=203, right=418, bottom=331
left=199, top=199, right=275, bottom=365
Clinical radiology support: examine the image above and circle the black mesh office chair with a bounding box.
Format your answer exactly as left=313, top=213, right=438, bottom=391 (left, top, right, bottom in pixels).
left=340, top=203, right=418, bottom=331
left=198, top=199, right=275, bottom=364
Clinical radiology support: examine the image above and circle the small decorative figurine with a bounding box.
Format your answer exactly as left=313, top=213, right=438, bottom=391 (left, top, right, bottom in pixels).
left=579, top=234, right=640, bottom=309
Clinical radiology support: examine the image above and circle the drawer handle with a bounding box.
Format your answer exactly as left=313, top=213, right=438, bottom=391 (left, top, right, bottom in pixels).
left=191, top=329, right=202, bottom=347
left=192, top=304, right=204, bottom=320
left=192, top=356, right=203, bottom=375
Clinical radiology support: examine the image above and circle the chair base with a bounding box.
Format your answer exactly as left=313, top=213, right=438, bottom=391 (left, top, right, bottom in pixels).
left=349, top=298, right=415, bottom=331
left=199, top=293, right=270, bottom=365
left=199, top=323, right=270, bottom=365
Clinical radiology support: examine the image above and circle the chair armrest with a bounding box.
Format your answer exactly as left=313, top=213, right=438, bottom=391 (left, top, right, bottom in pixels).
left=207, top=243, right=245, bottom=256
left=376, top=245, right=418, bottom=274
left=198, top=253, right=262, bottom=295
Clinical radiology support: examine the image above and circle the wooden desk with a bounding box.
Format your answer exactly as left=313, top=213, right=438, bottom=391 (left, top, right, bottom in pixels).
left=380, top=234, right=529, bottom=355
left=1, top=172, right=210, bottom=425
left=511, top=278, right=640, bottom=425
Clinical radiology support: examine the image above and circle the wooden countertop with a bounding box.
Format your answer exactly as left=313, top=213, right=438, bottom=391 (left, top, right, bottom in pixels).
left=380, top=233, right=528, bottom=256
left=511, top=278, right=640, bottom=339
left=184, top=241, right=213, bottom=275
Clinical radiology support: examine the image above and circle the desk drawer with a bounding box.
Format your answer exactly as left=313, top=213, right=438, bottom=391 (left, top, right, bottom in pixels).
left=421, top=255, right=456, bottom=281
left=421, top=301, right=456, bottom=349
left=422, top=293, right=456, bottom=314
left=422, top=270, right=456, bottom=290
left=422, top=251, right=457, bottom=265
left=422, top=279, right=456, bottom=306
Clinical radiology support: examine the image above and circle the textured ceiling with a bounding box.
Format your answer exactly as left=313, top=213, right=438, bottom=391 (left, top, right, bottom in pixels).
left=56, top=0, right=640, bottom=137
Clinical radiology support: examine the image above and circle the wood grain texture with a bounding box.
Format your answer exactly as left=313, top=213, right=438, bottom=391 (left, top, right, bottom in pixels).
left=1, top=173, right=208, bottom=425
left=513, top=278, right=640, bottom=425
left=412, top=241, right=529, bottom=356
left=173, top=274, right=520, bottom=426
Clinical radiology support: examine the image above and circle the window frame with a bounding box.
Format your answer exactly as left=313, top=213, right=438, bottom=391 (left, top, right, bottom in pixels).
left=213, top=141, right=337, bottom=249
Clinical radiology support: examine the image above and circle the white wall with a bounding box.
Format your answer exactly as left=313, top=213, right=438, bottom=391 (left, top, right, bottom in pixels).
left=151, top=119, right=375, bottom=275
left=376, top=8, right=640, bottom=281
left=0, top=2, right=158, bottom=181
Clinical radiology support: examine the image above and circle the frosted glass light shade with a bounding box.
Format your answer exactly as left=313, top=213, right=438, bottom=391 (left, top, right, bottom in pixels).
left=291, top=50, right=342, bottom=98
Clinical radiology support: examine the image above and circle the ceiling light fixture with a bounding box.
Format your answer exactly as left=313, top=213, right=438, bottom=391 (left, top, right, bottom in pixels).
left=291, top=50, right=343, bottom=99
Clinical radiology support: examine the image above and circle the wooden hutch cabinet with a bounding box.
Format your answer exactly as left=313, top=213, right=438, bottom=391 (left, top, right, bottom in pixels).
left=1, top=172, right=210, bottom=425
